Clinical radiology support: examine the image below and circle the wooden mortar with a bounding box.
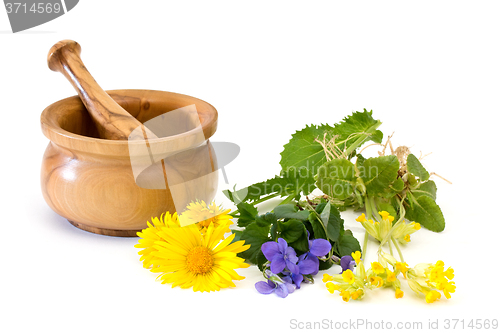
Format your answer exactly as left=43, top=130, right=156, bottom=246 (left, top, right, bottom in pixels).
left=41, top=43, right=218, bottom=236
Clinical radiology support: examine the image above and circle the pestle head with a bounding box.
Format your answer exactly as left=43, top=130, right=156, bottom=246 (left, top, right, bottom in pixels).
left=47, top=39, right=158, bottom=141
left=48, top=40, right=82, bottom=73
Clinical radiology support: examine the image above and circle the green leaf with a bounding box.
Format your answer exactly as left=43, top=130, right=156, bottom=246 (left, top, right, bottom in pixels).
left=230, top=230, right=243, bottom=244
left=316, top=202, right=344, bottom=242
left=412, top=180, right=437, bottom=201
left=319, top=201, right=331, bottom=225
left=277, top=218, right=305, bottom=243
left=255, top=213, right=278, bottom=227
left=318, top=257, right=335, bottom=271
left=376, top=200, right=399, bottom=221
left=279, top=124, right=335, bottom=194
left=360, top=155, right=400, bottom=196
left=391, top=178, right=405, bottom=192
left=235, top=202, right=258, bottom=227
left=333, top=109, right=383, bottom=152
left=238, top=223, right=271, bottom=264
left=288, top=226, right=310, bottom=253
left=355, top=154, right=366, bottom=175
left=308, top=212, right=327, bottom=240
left=273, top=204, right=310, bottom=221
left=405, top=196, right=445, bottom=232
left=381, top=177, right=405, bottom=199
left=407, top=154, right=430, bottom=181
left=336, top=233, right=362, bottom=257
left=316, top=159, right=356, bottom=200
left=223, top=174, right=300, bottom=204
left=256, top=251, right=268, bottom=272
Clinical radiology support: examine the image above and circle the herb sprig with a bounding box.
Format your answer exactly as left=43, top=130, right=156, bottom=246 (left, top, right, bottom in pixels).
left=225, top=109, right=448, bottom=296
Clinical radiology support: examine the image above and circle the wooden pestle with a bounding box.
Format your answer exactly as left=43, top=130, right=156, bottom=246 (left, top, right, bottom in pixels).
left=47, top=40, right=157, bottom=141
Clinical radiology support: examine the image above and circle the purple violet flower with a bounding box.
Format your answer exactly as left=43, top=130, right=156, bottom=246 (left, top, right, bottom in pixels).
left=255, top=272, right=295, bottom=298
left=261, top=238, right=299, bottom=274
left=286, top=236, right=332, bottom=289
left=298, top=236, right=332, bottom=276
left=340, top=255, right=356, bottom=272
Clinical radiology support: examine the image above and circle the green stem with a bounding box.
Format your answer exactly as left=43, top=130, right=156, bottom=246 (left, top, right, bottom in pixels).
left=277, top=194, right=295, bottom=206
left=304, top=202, right=328, bottom=236
left=365, top=196, right=374, bottom=220
left=253, top=192, right=280, bottom=206
left=231, top=193, right=281, bottom=215
left=391, top=237, right=404, bottom=262
left=361, top=231, right=369, bottom=261
left=369, top=196, right=380, bottom=222
left=388, top=238, right=394, bottom=256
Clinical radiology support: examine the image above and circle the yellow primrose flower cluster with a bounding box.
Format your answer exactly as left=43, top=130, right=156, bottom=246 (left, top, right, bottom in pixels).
left=406, top=260, right=456, bottom=303
left=356, top=211, right=420, bottom=244
left=135, top=202, right=249, bottom=292
left=323, top=251, right=455, bottom=303
left=323, top=251, right=403, bottom=302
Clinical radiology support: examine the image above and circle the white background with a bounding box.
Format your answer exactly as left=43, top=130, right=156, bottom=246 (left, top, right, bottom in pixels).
left=1, top=1, right=499, bottom=332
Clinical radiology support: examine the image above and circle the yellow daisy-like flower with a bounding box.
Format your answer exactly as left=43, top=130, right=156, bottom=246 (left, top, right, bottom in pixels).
left=135, top=212, right=180, bottom=268
left=150, top=223, right=250, bottom=292
left=179, top=200, right=233, bottom=234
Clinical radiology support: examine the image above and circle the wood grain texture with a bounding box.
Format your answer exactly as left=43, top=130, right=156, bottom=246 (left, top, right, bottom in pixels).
left=41, top=90, right=218, bottom=235
left=47, top=40, right=156, bottom=140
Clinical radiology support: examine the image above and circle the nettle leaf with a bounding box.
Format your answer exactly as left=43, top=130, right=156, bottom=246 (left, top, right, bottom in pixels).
left=273, top=204, right=310, bottom=221
left=412, top=180, right=437, bottom=201
left=360, top=155, right=399, bottom=196
left=316, top=159, right=356, bottom=200
left=406, top=154, right=430, bottom=181
left=316, top=202, right=344, bottom=242
left=277, top=218, right=306, bottom=243
left=405, top=196, right=445, bottom=232
left=336, top=233, right=362, bottom=257
left=234, top=202, right=258, bottom=227
left=238, top=223, right=271, bottom=264
left=333, top=109, right=383, bottom=150
left=280, top=124, right=335, bottom=193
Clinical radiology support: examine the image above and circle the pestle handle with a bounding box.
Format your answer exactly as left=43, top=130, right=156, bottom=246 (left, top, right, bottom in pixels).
left=47, top=40, right=156, bottom=140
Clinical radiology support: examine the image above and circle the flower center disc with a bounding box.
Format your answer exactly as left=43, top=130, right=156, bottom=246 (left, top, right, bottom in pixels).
left=186, top=246, right=214, bottom=274
left=197, top=216, right=216, bottom=229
